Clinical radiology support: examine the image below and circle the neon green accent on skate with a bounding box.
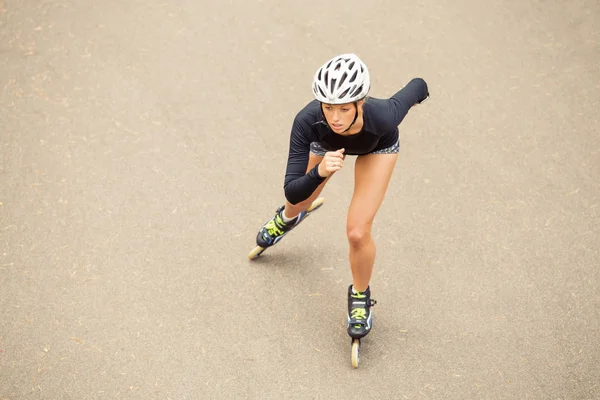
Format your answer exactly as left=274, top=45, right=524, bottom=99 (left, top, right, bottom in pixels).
left=351, top=308, right=367, bottom=321
left=350, top=292, right=368, bottom=326
left=265, top=215, right=286, bottom=236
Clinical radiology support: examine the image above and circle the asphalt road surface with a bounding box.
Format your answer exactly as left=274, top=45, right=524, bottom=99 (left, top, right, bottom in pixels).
left=1, top=0, right=599, bottom=399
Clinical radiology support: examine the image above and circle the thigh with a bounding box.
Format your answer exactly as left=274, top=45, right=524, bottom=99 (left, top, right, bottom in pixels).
left=347, top=153, right=399, bottom=227
left=305, top=150, right=323, bottom=172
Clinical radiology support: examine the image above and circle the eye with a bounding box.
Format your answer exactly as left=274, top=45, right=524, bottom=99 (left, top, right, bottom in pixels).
left=341, top=108, right=349, bottom=112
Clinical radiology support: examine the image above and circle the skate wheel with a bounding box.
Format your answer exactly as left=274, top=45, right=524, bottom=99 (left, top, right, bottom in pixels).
left=248, top=246, right=266, bottom=260
left=351, top=339, right=360, bottom=368
left=307, top=197, right=325, bottom=212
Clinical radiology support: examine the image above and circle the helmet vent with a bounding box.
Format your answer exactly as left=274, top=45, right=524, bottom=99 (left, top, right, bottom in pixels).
left=351, top=85, right=363, bottom=98
left=339, top=87, right=351, bottom=99
left=339, top=72, right=348, bottom=87
left=349, top=70, right=358, bottom=83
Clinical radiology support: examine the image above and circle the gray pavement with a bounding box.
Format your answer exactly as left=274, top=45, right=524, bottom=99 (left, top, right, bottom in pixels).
left=1, top=0, right=599, bottom=399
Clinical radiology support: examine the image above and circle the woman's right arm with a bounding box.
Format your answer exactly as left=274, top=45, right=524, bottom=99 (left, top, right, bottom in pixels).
left=283, top=115, right=326, bottom=205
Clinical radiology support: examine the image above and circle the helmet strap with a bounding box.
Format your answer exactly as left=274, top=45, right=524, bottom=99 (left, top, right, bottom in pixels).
left=341, top=102, right=359, bottom=133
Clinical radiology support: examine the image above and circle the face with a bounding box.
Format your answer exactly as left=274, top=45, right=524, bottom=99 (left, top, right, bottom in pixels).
left=321, top=101, right=363, bottom=133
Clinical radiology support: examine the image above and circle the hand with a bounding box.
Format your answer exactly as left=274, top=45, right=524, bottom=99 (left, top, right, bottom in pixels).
left=318, top=148, right=345, bottom=178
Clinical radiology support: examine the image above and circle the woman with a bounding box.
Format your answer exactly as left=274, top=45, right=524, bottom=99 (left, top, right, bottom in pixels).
left=254, top=53, right=429, bottom=340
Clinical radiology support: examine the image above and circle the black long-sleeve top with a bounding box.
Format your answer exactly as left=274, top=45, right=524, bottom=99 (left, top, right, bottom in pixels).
left=283, top=77, right=429, bottom=205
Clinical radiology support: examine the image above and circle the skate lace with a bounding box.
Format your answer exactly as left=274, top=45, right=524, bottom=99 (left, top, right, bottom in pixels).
left=265, top=214, right=286, bottom=237
left=350, top=292, right=368, bottom=322
left=350, top=308, right=367, bottom=321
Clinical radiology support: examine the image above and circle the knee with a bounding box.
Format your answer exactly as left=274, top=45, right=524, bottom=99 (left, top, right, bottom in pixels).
left=346, top=224, right=371, bottom=248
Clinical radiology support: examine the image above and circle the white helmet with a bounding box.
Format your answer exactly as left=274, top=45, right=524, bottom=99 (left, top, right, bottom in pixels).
left=312, top=53, right=370, bottom=104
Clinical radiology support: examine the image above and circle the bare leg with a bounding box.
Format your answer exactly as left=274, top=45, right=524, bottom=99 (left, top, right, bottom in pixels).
left=346, top=153, right=398, bottom=292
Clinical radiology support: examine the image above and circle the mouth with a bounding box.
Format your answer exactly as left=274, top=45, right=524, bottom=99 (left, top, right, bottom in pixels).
left=331, top=124, right=344, bottom=130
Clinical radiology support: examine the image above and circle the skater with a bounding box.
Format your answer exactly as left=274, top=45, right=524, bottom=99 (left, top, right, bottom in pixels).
left=252, top=53, right=429, bottom=351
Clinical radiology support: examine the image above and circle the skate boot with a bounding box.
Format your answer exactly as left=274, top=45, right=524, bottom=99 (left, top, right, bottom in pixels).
left=248, top=197, right=325, bottom=260
left=347, top=285, right=377, bottom=339
left=347, top=284, right=377, bottom=368
left=255, top=205, right=301, bottom=248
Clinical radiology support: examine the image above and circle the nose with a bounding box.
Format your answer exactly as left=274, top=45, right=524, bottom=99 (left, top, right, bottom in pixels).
left=332, top=110, right=341, bottom=122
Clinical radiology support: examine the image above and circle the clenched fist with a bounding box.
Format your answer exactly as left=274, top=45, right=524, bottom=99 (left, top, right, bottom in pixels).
left=318, top=148, right=345, bottom=178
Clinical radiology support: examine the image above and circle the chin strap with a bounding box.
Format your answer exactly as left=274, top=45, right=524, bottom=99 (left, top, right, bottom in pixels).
left=341, top=102, right=359, bottom=133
